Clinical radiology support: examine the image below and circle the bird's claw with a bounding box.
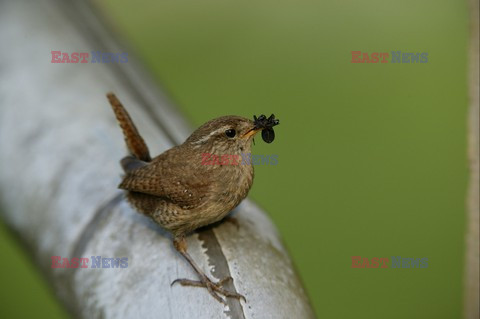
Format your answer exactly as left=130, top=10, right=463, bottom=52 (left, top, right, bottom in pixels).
left=171, top=276, right=246, bottom=304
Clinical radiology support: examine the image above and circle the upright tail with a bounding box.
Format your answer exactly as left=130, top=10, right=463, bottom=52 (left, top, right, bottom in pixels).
left=107, top=93, right=152, bottom=165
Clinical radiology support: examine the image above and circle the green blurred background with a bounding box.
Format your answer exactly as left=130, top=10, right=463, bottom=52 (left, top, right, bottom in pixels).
left=0, top=0, right=469, bottom=318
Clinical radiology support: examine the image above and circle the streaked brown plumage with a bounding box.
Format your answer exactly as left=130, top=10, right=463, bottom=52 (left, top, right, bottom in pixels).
left=107, top=93, right=266, bottom=303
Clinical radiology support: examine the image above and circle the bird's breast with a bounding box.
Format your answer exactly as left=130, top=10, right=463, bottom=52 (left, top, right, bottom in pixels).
left=215, top=163, right=254, bottom=210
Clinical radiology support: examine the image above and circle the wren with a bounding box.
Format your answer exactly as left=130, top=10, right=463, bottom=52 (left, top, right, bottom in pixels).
left=107, top=93, right=279, bottom=303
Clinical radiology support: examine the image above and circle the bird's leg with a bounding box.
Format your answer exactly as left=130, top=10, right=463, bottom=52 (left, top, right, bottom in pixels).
left=171, top=236, right=246, bottom=304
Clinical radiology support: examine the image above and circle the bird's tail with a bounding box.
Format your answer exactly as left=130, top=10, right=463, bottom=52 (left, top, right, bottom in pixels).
left=107, top=93, right=152, bottom=165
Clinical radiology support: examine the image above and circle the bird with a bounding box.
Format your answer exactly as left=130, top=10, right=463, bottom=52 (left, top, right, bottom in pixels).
left=107, top=93, right=279, bottom=303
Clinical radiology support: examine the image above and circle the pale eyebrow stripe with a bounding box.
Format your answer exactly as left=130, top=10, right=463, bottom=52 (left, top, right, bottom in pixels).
left=191, top=125, right=231, bottom=145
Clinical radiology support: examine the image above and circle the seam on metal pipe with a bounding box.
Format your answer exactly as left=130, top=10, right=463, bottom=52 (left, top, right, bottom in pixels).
left=198, top=229, right=246, bottom=319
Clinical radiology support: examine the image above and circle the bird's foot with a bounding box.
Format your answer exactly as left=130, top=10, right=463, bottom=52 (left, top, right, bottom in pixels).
left=171, top=276, right=246, bottom=304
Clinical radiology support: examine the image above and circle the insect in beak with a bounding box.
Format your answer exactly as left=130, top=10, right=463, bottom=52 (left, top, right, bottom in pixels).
left=251, top=114, right=280, bottom=143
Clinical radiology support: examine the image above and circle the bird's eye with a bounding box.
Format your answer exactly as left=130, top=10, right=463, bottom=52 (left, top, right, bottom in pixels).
left=225, top=129, right=236, bottom=138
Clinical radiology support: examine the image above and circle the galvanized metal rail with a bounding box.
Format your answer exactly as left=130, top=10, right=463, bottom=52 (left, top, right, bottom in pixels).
left=0, top=1, right=315, bottom=318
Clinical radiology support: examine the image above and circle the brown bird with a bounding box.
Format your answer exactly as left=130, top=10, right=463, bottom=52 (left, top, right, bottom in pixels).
left=107, top=93, right=279, bottom=303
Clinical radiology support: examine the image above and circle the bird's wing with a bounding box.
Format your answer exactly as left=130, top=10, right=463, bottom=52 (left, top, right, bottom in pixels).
left=118, top=150, right=211, bottom=208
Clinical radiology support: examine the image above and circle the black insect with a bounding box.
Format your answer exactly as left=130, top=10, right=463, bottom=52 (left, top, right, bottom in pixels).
left=253, top=114, right=280, bottom=143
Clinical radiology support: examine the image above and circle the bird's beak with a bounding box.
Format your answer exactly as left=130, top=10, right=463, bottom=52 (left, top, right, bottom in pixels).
left=242, top=127, right=261, bottom=139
